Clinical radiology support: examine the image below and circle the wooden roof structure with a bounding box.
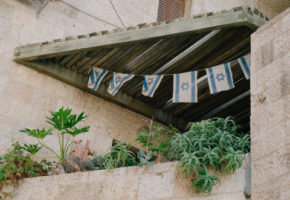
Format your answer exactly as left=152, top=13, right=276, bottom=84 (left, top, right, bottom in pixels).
left=14, top=7, right=267, bottom=130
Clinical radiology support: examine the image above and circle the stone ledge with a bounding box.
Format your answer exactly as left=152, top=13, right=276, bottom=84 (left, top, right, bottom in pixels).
left=9, top=161, right=247, bottom=200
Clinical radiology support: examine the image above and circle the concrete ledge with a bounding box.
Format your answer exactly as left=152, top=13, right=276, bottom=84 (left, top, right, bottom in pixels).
left=11, top=161, right=247, bottom=200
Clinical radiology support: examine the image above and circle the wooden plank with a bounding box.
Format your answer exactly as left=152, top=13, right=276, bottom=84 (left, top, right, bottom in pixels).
left=126, top=31, right=219, bottom=95
left=16, top=60, right=187, bottom=129
left=14, top=7, right=266, bottom=61
left=65, top=52, right=87, bottom=69
left=197, top=90, right=250, bottom=120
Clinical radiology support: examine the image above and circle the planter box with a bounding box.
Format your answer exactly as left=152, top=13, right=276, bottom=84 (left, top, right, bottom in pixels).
left=12, top=161, right=248, bottom=200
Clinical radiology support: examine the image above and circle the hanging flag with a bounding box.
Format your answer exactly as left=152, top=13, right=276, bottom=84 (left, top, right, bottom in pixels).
left=206, top=63, right=234, bottom=94
left=173, top=71, right=197, bottom=103
left=238, top=54, right=251, bottom=79
left=87, top=67, right=108, bottom=91
left=142, top=75, right=163, bottom=97
left=108, top=72, right=134, bottom=96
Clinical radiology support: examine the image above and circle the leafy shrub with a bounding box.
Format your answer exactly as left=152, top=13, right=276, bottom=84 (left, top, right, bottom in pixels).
left=0, top=141, right=53, bottom=199
left=136, top=117, right=250, bottom=193
left=20, top=107, right=90, bottom=171
left=137, top=150, right=154, bottom=167
left=92, top=142, right=137, bottom=170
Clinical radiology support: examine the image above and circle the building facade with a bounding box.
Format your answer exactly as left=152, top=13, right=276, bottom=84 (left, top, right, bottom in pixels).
left=0, top=0, right=289, bottom=199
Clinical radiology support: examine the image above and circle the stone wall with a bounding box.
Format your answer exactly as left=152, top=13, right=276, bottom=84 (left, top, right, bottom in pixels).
left=11, top=162, right=248, bottom=200
left=251, top=7, right=290, bottom=200
left=0, top=0, right=158, bottom=156
left=190, top=0, right=289, bottom=19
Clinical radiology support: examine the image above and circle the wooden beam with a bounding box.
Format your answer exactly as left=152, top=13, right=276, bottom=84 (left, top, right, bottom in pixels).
left=14, top=7, right=267, bottom=61
left=127, top=30, right=220, bottom=94
left=197, top=90, right=250, bottom=120
left=16, top=60, right=187, bottom=129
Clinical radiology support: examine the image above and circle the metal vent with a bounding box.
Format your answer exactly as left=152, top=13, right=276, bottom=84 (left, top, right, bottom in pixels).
left=157, top=0, right=184, bottom=22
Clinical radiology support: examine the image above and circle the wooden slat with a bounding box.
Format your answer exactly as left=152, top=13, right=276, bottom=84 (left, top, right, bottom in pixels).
left=16, top=60, right=187, bottom=129
left=14, top=7, right=267, bottom=61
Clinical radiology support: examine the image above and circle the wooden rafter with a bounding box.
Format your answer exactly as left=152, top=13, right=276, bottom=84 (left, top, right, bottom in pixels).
left=14, top=6, right=267, bottom=61
left=13, top=6, right=268, bottom=130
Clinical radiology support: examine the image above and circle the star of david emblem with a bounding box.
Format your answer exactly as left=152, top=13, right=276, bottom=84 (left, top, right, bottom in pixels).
left=147, top=77, right=154, bottom=85
left=94, top=71, right=99, bottom=77
left=181, top=82, right=189, bottom=91
left=216, top=73, right=225, bottom=82
left=115, top=76, right=122, bottom=84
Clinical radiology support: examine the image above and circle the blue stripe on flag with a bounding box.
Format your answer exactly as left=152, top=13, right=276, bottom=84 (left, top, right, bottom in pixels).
left=112, top=74, right=133, bottom=95
left=191, top=72, right=196, bottom=102
left=175, top=74, right=180, bottom=102
left=110, top=74, right=115, bottom=88
left=224, top=63, right=234, bottom=89
left=208, top=67, right=217, bottom=93
left=143, top=77, right=148, bottom=91
left=148, top=75, right=161, bottom=97
left=90, top=71, right=94, bottom=83
left=240, top=57, right=250, bottom=77
left=93, top=69, right=107, bottom=91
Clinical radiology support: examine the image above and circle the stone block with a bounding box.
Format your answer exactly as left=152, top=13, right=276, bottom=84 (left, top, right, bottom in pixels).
left=261, top=41, right=274, bottom=66
left=137, top=165, right=176, bottom=200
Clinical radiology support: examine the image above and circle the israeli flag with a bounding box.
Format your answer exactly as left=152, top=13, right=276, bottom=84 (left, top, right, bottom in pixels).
left=238, top=54, right=251, bottom=79
left=206, top=63, right=234, bottom=94
left=108, top=72, right=134, bottom=96
left=142, top=75, right=163, bottom=97
left=173, top=71, right=197, bottom=103
left=87, top=67, right=108, bottom=91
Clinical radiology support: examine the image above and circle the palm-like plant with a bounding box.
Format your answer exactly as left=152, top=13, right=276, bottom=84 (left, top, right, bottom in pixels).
left=20, top=107, right=90, bottom=167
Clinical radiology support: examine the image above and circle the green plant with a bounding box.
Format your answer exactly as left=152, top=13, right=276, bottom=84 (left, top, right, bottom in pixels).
left=137, top=117, right=249, bottom=194
left=137, top=150, right=154, bottom=167
left=20, top=107, right=90, bottom=170
left=220, top=147, right=243, bottom=173
left=96, top=142, right=137, bottom=170
left=22, top=144, right=42, bottom=155
left=178, top=152, right=200, bottom=178
left=192, top=167, right=220, bottom=193
left=0, top=141, right=53, bottom=199
left=136, top=121, right=177, bottom=161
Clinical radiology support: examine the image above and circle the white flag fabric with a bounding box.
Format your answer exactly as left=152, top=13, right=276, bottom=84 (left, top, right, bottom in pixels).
left=206, top=63, right=234, bottom=94
left=108, top=72, right=134, bottom=96
left=238, top=54, right=251, bottom=80
left=142, top=75, right=163, bottom=97
left=173, top=71, right=197, bottom=103
left=87, top=67, right=108, bottom=91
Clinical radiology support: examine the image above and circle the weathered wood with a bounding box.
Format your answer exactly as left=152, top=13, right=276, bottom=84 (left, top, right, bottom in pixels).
left=126, top=31, right=217, bottom=95
left=197, top=90, right=250, bottom=120
left=14, top=7, right=266, bottom=61
left=16, top=60, right=187, bottom=129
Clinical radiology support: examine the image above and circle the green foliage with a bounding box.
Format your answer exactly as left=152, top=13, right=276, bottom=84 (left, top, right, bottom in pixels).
left=136, top=123, right=178, bottom=161
left=22, top=144, right=42, bottom=155
left=220, top=147, right=243, bottom=173
left=93, top=142, right=137, bottom=170
left=20, top=128, right=52, bottom=140
left=192, top=167, right=220, bottom=193
left=20, top=107, right=90, bottom=168
left=178, top=152, right=200, bottom=178
left=137, top=150, right=154, bottom=167
left=0, top=141, right=54, bottom=199
left=136, top=117, right=250, bottom=194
